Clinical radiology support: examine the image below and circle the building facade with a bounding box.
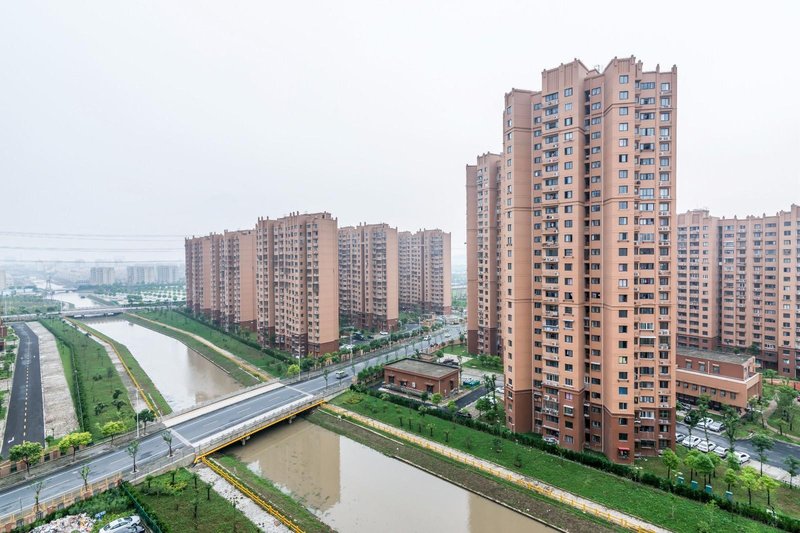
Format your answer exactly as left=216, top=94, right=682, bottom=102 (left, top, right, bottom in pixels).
left=126, top=265, right=156, bottom=285
left=156, top=265, right=181, bottom=284
left=383, top=358, right=460, bottom=397
left=398, top=229, right=452, bottom=315
left=678, top=205, right=800, bottom=378
left=468, top=57, right=678, bottom=463
left=219, top=229, right=257, bottom=331
left=676, top=348, right=762, bottom=412
left=185, top=234, right=216, bottom=316
left=466, top=153, right=503, bottom=356
left=89, top=267, right=115, bottom=286
left=338, top=223, right=399, bottom=332
left=256, top=212, right=339, bottom=357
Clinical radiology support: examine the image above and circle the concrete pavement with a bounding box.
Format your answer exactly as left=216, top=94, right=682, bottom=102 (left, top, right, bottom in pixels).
left=2, top=324, right=45, bottom=457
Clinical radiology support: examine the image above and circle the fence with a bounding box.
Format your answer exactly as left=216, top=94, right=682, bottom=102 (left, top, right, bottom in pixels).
left=120, top=482, right=162, bottom=533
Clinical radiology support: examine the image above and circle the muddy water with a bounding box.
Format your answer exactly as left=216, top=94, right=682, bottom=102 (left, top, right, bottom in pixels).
left=51, top=291, right=100, bottom=309
left=86, top=318, right=241, bottom=410
left=231, top=420, right=555, bottom=533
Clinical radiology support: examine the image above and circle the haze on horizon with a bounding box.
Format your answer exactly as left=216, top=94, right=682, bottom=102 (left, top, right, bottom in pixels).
left=1, top=0, right=798, bottom=266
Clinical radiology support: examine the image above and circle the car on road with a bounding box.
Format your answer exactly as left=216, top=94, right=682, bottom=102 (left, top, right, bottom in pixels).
left=100, top=515, right=141, bottom=533
left=379, top=330, right=389, bottom=336
left=734, top=451, right=751, bottom=464
left=335, top=370, right=347, bottom=379
left=675, top=432, right=687, bottom=443
left=707, top=421, right=724, bottom=432
left=682, top=436, right=702, bottom=448
left=696, top=440, right=717, bottom=453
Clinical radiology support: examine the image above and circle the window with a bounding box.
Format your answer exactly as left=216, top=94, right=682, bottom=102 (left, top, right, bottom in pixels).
left=619, top=123, right=629, bottom=131
left=661, top=82, right=671, bottom=91
left=619, top=107, right=629, bottom=116
left=564, top=87, right=573, bottom=97
left=619, top=75, right=629, bottom=84
left=619, top=154, right=628, bottom=163
left=619, top=90, right=629, bottom=99
left=619, top=138, right=628, bottom=147
left=619, top=387, right=628, bottom=395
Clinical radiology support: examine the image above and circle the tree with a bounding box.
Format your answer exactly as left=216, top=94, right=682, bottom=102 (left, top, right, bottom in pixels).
left=686, top=410, right=699, bottom=440
left=162, top=429, right=174, bottom=457
left=126, top=440, right=140, bottom=473
left=323, top=367, right=330, bottom=389
left=661, top=448, right=680, bottom=479
left=696, top=394, right=711, bottom=443
left=747, top=396, right=760, bottom=422
left=738, top=467, right=760, bottom=505
left=79, top=465, right=91, bottom=490
left=100, top=420, right=126, bottom=444
left=726, top=451, right=741, bottom=474
left=286, top=364, right=300, bottom=378
left=32, top=481, right=43, bottom=515
left=723, top=468, right=739, bottom=492
left=446, top=400, right=458, bottom=415
left=683, top=450, right=701, bottom=482
left=785, top=456, right=800, bottom=489
left=750, top=433, right=774, bottom=475
left=759, top=475, right=779, bottom=506
left=721, top=406, right=740, bottom=452
left=431, top=393, right=443, bottom=406
left=694, top=453, right=716, bottom=486
left=58, top=432, right=93, bottom=461
left=137, top=409, right=156, bottom=433
left=9, top=441, right=44, bottom=475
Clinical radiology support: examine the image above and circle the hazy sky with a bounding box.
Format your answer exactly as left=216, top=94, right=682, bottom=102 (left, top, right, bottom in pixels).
left=1, top=1, right=799, bottom=266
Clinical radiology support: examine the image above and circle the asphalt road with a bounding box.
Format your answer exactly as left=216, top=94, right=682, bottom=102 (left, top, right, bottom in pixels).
left=675, top=421, right=799, bottom=468
left=2, top=324, right=45, bottom=457
left=0, top=323, right=464, bottom=519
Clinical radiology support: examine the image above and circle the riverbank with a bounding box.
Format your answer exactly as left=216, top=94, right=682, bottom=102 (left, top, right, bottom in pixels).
left=124, top=314, right=262, bottom=387
left=305, top=409, right=610, bottom=533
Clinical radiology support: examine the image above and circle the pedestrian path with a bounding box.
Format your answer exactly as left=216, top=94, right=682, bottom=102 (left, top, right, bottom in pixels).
left=325, top=403, right=668, bottom=533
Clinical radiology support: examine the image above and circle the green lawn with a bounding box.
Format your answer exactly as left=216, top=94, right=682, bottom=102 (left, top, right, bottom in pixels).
left=76, top=320, right=172, bottom=417
left=215, top=455, right=330, bottom=533
left=134, top=467, right=259, bottom=533
left=441, top=344, right=469, bottom=357
left=125, top=314, right=260, bottom=387
left=133, top=310, right=288, bottom=377
left=331, top=392, right=779, bottom=533
left=40, top=319, right=135, bottom=439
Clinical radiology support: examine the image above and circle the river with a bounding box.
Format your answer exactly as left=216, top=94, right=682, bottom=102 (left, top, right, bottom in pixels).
left=230, top=420, right=555, bottom=533
left=86, top=318, right=241, bottom=410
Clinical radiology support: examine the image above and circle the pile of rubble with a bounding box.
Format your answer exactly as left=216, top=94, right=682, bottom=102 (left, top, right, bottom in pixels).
left=32, top=513, right=94, bottom=533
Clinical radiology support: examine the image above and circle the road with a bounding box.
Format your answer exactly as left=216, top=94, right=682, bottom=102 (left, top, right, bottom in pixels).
left=2, top=324, right=45, bottom=457
left=0, top=323, right=464, bottom=520
left=676, top=421, right=799, bottom=469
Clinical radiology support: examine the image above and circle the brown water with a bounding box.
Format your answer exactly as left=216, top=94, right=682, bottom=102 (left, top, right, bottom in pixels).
left=231, top=420, right=556, bottom=533
left=87, top=318, right=241, bottom=410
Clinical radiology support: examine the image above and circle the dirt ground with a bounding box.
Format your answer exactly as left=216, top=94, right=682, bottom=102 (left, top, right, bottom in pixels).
left=306, top=410, right=619, bottom=533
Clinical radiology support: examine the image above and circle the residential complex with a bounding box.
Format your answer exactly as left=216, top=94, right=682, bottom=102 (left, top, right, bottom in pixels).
left=467, top=57, right=678, bottom=463
left=677, top=205, right=800, bottom=378
left=338, top=223, right=399, bottom=332
left=219, top=229, right=257, bottom=331
left=398, top=229, right=452, bottom=315
left=185, top=234, right=216, bottom=316
left=256, top=212, right=339, bottom=357
left=126, top=265, right=156, bottom=285
left=90, top=267, right=115, bottom=286
left=156, top=265, right=181, bottom=284
left=675, top=348, right=761, bottom=412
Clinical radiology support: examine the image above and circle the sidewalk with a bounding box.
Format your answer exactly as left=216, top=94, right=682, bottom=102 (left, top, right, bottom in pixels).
left=325, top=404, right=668, bottom=533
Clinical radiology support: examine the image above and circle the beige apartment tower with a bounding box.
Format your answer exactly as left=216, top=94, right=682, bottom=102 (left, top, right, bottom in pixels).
left=338, top=224, right=399, bottom=332
left=678, top=205, right=800, bottom=378
left=256, top=212, right=339, bottom=357
left=398, top=230, right=452, bottom=315
left=220, top=229, right=257, bottom=331
left=469, top=57, right=678, bottom=463
left=186, top=234, right=218, bottom=316
left=466, top=153, right=503, bottom=356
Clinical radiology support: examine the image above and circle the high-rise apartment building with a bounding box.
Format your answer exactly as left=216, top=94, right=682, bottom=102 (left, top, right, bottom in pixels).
left=186, top=234, right=217, bottom=316
left=678, top=205, right=800, bottom=378
left=398, top=230, right=452, bottom=315
left=468, top=57, right=677, bottom=463
left=90, top=267, right=116, bottom=286
left=466, top=153, right=503, bottom=356
left=156, top=265, right=181, bottom=284
left=0, top=270, right=7, bottom=291
left=256, top=212, right=339, bottom=357
left=338, top=223, right=399, bottom=331
left=127, top=265, right=156, bottom=285
left=219, top=229, right=257, bottom=331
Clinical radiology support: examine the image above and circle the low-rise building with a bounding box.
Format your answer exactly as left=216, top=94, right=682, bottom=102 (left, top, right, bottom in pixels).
left=383, top=358, right=459, bottom=397
left=675, top=348, right=762, bottom=412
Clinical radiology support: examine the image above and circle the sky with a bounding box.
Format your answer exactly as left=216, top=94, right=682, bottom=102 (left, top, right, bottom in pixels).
left=1, top=0, right=799, bottom=267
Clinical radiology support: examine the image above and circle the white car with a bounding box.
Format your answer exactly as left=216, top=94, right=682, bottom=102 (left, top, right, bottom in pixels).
left=695, top=417, right=714, bottom=429
left=682, top=436, right=702, bottom=448
left=543, top=436, right=559, bottom=445
left=100, top=516, right=141, bottom=533
left=707, top=421, right=724, bottom=432
left=735, top=451, right=751, bottom=464
left=675, top=432, right=687, bottom=443
left=696, top=440, right=717, bottom=453
left=713, top=446, right=730, bottom=458
left=379, top=330, right=389, bottom=336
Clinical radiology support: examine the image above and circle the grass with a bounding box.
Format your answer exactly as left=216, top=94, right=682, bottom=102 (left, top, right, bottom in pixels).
left=134, top=467, right=259, bottom=532
left=39, top=319, right=135, bottom=440
left=124, top=313, right=260, bottom=387
left=215, top=454, right=331, bottom=533
left=0, top=294, right=63, bottom=315
left=441, top=344, right=469, bottom=357
left=76, top=320, right=172, bottom=417
left=332, top=392, right=779, bottom=533
left=133, top=310, right=288, bottom=377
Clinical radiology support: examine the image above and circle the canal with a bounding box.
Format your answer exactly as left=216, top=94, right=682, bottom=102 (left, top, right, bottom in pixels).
left=85, top=318, right=241, bottom=410
left=229, top=420, right=555, bottom=533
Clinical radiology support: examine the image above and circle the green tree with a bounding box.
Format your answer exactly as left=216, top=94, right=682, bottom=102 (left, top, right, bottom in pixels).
left=126, top=440, right=140, bottom=473
left=662, top=448, right=680, bottom=479
left=696, top=394, right=711, bottom=443
left=723, top=468, right=739, bottom=492
left=738, top=467, right=760, bottom=505
left=721, top=406, right=740, bottom=451
left=446, top=400, right=458, bottom=415
left=32, top=481, right=43, bottom=515
left=750, top=433, right=774, bottom=475
left=137, top=409, right=156, bottom=433
left=79, top=465, right=91, bottom=490
left=286, top=364, right=301, bottom=378
left=100, top=420, right=126, bottom=444
left=686, top=410, right=700, bottom=440
left=58, top=431, right=93, bottom=461
left=759, top=474, right=779, bottom=506
left=785, top=456, right=800, bottom=489
left=694, top=453, right=716, bottom=486
left=162, top=429, right=174, bottom=457
left=726, top=451, right=741, bottom=473
left=9, top=441, right=44, bottom=475
left=430, top=393, right=443, bottom=406
left=323, top=367, right=330, bottom=389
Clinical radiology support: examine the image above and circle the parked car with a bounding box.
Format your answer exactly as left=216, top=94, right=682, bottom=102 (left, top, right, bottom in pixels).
left=542, top=436, right=559, bottom=445
left=682, top=436, right=702, bottom=448
left=696, top=417, right=715, bottom=429
left=696, top=440, right=717, bottom=453
left=379, top=330, right=389, bottom=336
left=735, top=451, right=751, bottom=464
left=707, top=421, right=724, bottom=432
left=423, top=335, right=431, bottom=341
left=100, top=516, right=141, bottom=533
left=462, top=377, right=480, bottom=387
left=675, top=432, right=687, bottom=443
left=455, top=410, right=472, bottom=419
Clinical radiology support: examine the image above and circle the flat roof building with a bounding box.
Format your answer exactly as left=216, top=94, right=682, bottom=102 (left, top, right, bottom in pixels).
left=676, top=348, right=762, bottom=412
left=383, top=358, right=460, bottom=398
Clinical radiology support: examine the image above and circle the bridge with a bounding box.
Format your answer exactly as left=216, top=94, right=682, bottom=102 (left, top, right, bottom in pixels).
left=0, top=323, right=464, bottom=529
left=0, top=304, right=182, bottom=322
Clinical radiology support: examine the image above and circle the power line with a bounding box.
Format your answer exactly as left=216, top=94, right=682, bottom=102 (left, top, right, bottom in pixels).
left=0, top=259, right=183, bottom=264
left=0, top=246, right=182, bottom=252
left=0, top=231, right=185, bottom=241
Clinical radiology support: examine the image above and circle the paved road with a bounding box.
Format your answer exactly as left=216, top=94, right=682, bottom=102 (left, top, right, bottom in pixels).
left=0, top=323, right=464, bottom=519
left=2, top=324, right=45, bottom=457
left=676, top=421, right=799, bottom=469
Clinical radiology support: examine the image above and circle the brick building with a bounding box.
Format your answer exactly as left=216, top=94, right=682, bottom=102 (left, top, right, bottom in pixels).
left=675, top=348, right=762, bottom=412
left=383, top=358, right=460, bottom=397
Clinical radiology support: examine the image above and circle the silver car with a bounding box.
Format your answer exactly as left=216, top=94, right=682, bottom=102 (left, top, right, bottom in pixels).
left=100, top=516, right=141, bottom=533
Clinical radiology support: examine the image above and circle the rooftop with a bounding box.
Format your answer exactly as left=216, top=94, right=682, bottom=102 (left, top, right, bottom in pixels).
left=384, top=358, right=458, bottom=379
left=677, top=347, right=754, bottom=365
